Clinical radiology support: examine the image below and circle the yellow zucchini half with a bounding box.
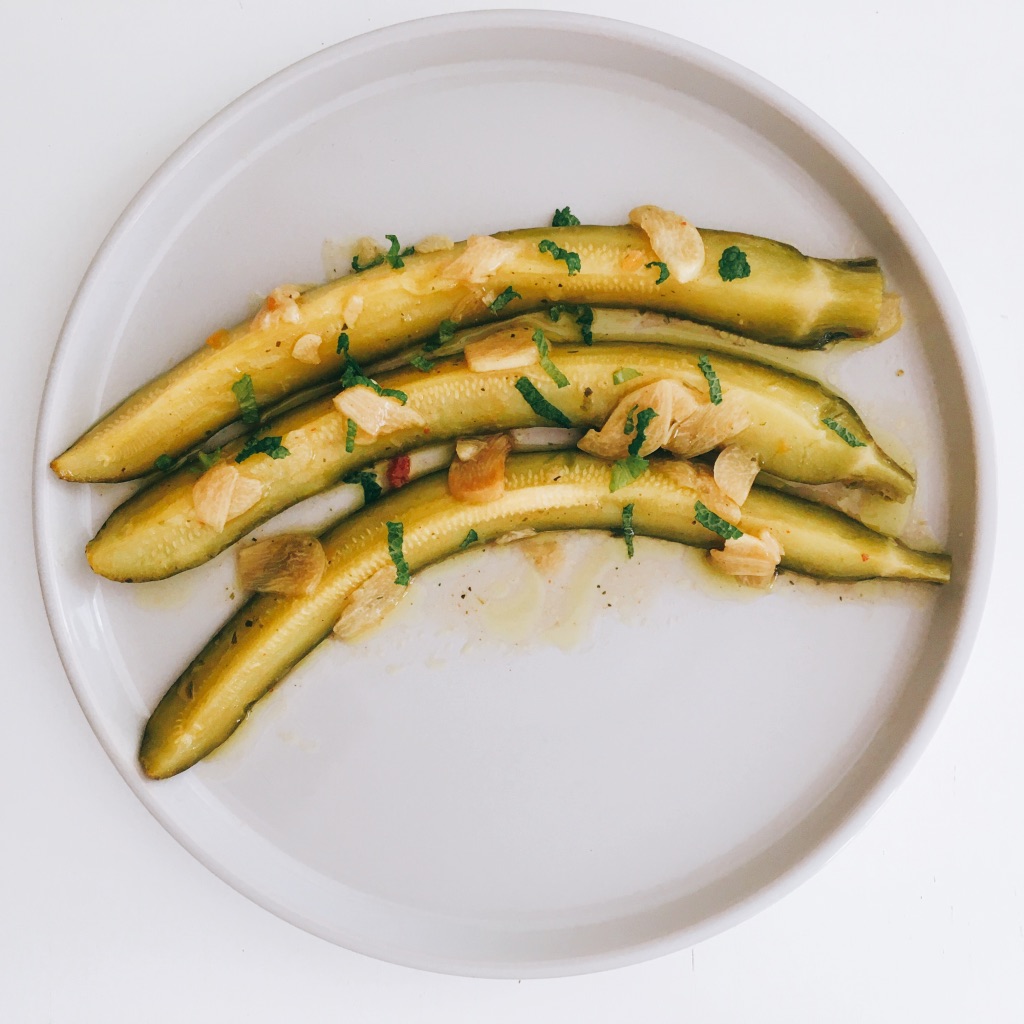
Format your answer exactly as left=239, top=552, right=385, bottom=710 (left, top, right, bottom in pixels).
left=139, top=452, right=949, bottom=779
left=88, top=342, right=912, bottom=581
left=53, top=224, right=886, bottom=482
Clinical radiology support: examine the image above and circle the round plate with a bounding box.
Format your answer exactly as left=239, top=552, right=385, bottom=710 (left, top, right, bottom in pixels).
left=33, top=11, right=993, bottom=977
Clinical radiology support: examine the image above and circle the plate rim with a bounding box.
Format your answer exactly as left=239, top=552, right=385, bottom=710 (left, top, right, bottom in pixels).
left=32, top=8, right=997, bottom=977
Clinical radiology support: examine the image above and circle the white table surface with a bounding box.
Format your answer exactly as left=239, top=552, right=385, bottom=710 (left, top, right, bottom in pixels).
left=4, top=1, right=1021, bottom=1019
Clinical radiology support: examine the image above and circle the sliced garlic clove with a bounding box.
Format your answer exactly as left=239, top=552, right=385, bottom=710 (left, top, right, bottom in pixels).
left=448, top=433, right=512, bottom=503
left=441, top=234, right=521, bottom=284
left=578, top=379, right=693, bottom=459
left=713, top=444, right=761, bottom=505
left=628, top=205, right=705, bottom=283
left=333, top=566, right=409, bottom=641
left=291, top=333, right=323, bottom=364
left=342, top=294, right=364, bottom=328
left=464, top=326, right=539, bottom=373
left=250, top=285, right=303, bottom=330
left=226, top=474, right=264, bottom=520
left=455, top=437, right=488, bottom=462
left=413, top=234, right=455, bottom=253
left=659, top=459, right=741, bottom=525
left=192, top=462, right=239, bottom=532
left=236, top=534, right=326, bottom=596
left=664, top=396, right=752, bottom=459
left=333, top=386, right=426, bottom=441
left=707, top=529, right=784, bottom=581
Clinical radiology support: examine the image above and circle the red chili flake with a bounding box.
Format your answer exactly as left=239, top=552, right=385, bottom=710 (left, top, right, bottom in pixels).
left=387, top=454, right=411, bottom=489
left=860, top=553, right=870, bottom=562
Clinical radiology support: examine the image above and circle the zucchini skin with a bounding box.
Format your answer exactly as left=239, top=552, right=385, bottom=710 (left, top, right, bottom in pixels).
left=53, top=225, right=885, bottom=482
left=88, top=343, right=911, bottom=581
left=139, top=452, right=949, bottom=780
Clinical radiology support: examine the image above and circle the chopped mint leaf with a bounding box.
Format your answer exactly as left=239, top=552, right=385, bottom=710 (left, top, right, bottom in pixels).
left=350, top=235, right=407, bottom=272
left=409, top=354, right=435, bottom=372
left=538, top=238, right=581, bottom=275
left=423, top=318, right=457, bottom=353
left=196, top=449, right=221, bottom=471
left=154, top=454, right=174, bottom=473
left=698, top=354, right=723, bottom=405
left=231, top=374, right=260, bottom=425
left=386, top=521, right=411, bottom=585
left=400, top=245, right=415, bottom=257
left=822, top=417, right=867, bottom=447
left=694, top=500, right=743, bottom=540
left=609, top=455, right=649, bottom=492
left=344, top=469, right=382, bottom=503
left=458, top=529, right=479, bottom=550
left=351, top=249, right=385, bottom=273
left=489, top=286, right=522, bottom=314
left=628, top=407, right=658, bottom=457
left=624, top=403, right=639, bottom=435
left=339, top=363, right=408, bottom=404
left=547, top=302, right=593, bottom=345
left=646, top=261, right=669, bottom=285
left=345, top=418, right=357, bottom=453
left=532, top=329, right=570, bottom=389
left=718, top=246, right=751, bottom=281
left=514, top=377, right=573, bottom=427
left=551, top=206, right=580, bottom=227
left=612, top=367, right=641, bottom=385
left=235, top=435, right=289, bottom=463
left=336, top=332, right=350, bottom=356
left=621, top=503, right=635, bottom=558
left=383, top=234, right=405, bottom=269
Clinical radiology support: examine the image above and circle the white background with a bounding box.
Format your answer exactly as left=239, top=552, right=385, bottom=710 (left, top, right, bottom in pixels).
left=3, top=1, right=1021, bottom=1020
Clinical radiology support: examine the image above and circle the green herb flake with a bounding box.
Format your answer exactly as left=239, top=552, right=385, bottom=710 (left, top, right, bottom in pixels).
left=350, top=235, right=408, bottom=273
left=694, top=500, right=743, bottom=540
left=489, top=286, right=522, bottom=314
left=612, top=367, right=641, bottom=386
left=154, top=454, right=175, bottom=473
left=551, top=206, right=580, bottom=227
left=822, top=417, right=867, bottom=447
left=231, top=374, right=260, bottom=426
left=514, top=377, right=573, bottom=427
left=628, top=407, right=658, bottom=457
left=423, top=318, right=457, bottom=353
left=339, top=362, right=409, bottom=405
left=196, top=449, right=221, bottom=471
left=345, top=418, right=357, bottom=453
left=538, top=239, right=582, bottom=275
left=386, top=521, right=411, bottom=585
left=547, top=302, right=594, bottom=345
left=609, top=455, right=649, bottom=492
left=698, top=354, right=723, bottom=405
left=718, top=246, right=751, bottom=281
left=458, top=529, right=479, bottom=550
left=235, top=435, right=289, bottom=463
left=621, top=503, right=636, bottom=558
left=350, top=249, right=385, bottom=273
left=344, top=469, right=382, bottom=503
left=383, top=234, right=406, bottom=270
left=646, top=261, right=670, bottom=285
left=624, top=403, right=639, bottom=435
left=336, top=332, right=350, bottom=356
left=532, top=329, right=570, bottom=389
left=409, top=354, right=435, bottom=372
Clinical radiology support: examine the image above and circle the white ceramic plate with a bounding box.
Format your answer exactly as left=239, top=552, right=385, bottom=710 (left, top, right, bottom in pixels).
left=34, top=12, right=993, bottom=977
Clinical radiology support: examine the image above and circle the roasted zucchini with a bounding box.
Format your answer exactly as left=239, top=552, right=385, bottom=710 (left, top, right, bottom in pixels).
left=139, top=452, right=950, bottom=779
left=53, top=225, right=888, bottom=482
left=89, top=343, right=911, bottom=581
